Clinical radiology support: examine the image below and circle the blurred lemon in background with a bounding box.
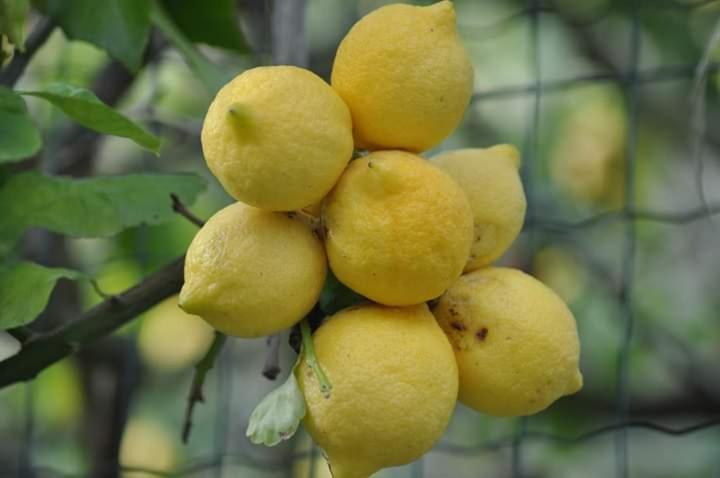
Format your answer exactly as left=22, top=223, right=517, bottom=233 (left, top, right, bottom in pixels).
left=120, top=418, right=177, bottom=477
left=138, top=296, right=215, bottom=372
left=533, top=246, right=587, bottom=304
left=550, top=89, right=626, bottom=207
left=34, top=360, right=83, bottom=430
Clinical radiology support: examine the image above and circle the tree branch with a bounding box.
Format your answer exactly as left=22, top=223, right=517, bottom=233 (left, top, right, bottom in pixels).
left=181, top=332, right=226, bottom=443
left=0, top=18, right=55, bottom=87
left=0, top=256, right=185, bottom=389
left=171, top=193, right=205, bottom=227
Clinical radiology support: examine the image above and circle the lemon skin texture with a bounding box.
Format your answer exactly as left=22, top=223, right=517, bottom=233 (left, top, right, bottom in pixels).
left=432, top=267, right=582, bottom=417
left=323, top=150, right=474, bottom=306
left=201, top=66, right=353, bottom=211
left=432, top=145, right=527, bottom=271
left=179, top=202, right=326, bottom=337
left=297, top=304, right=458, bottom=478
left=331, top=1, right=473, bottom=153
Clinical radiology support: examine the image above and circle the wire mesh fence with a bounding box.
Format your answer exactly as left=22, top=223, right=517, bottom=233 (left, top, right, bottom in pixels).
left=3, top=0, right=720, bottom=477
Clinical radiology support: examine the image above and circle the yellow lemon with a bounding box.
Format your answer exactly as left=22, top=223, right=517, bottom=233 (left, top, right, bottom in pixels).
left=432, top=145, right=526, bottom=270
left=179, top=202, right=326, bottom=337
left=201, top=66, right=353, bottom=211
left=323, top=150, right=473, bottom=306
left=433, top=267, right=582, bottom=416
left=298, top=304, right=458, bottom=478
left=331, top=1, right=473, bottom=152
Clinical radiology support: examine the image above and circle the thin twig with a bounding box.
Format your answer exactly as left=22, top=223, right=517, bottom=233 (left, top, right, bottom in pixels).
left=171, top=194, right=205, bottom=228
left=182, top=332, right=227, bottom=443
left=261, top=335, right=282, bottom=380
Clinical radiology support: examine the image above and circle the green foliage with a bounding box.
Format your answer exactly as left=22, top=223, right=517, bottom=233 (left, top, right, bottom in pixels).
left=246, top=364, right=306, bottom=447
left=19, top=83, right=161, bottom=153
left=0, top=86, right=41, bottom=163
left=150, top=1, right=230, bottom=93
left=0, top=262, right=83, bottom=329
left=0, top=171, right=206, bottom=257
left=162, top=0, right=248, bottom=53
left=319, top=270, right=366, bottom=315
left=0, top=0, right=30, bottom=49
left=43, top=0, right=151, bottom=71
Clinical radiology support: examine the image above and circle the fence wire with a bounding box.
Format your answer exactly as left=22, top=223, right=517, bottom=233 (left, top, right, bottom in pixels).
left=6, top=0, right=720, bottom=477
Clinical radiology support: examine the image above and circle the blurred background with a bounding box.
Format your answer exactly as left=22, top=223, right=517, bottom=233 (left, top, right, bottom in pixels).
left=1, top=0, right=719, bottom=476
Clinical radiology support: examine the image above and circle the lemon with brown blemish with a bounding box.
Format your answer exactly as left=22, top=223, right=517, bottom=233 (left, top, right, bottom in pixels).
left=433, top=267, right=582, bottom=416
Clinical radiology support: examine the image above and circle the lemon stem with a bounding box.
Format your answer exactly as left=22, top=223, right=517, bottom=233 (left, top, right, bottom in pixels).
left=300, top=318, right=332, bottom=398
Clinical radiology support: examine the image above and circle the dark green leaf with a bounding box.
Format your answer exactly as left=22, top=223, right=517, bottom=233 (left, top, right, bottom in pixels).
left=162, top=0, right=248, bottom=52
left=44, top=0, right=150, bottom=71
left=0, top=171, right=206, bottom=257
left=319, top=270, right=366, bottom=315
left=151, top=1, right=229, bottom=93
left=246, top=367, right=306, bottom=447
left=0, top=262, right=83, bottom=329
left=19, top=83, right=161, bottom=153
left=0, top=86, right=41, bottom=163
left=0, top=0, right=30, bottom=49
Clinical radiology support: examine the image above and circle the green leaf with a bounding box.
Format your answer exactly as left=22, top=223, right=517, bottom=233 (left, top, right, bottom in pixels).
left=0, top=171, right=206, bottom=257
left=319, top=270, right=366, bottom=315
left=151, top=1, right=229, bottom=93
left=19, top=83, right=161, bottom=154
left=0, top=331, right=21, bottom=361
left=0, top=0, right=30, bottom=49
left=162, top=0, right=248, bottom=52
left=246, top=367, right=306, bottom=447
left=43, top=0, right=151, bottom=71
left=0, top=262, right=84, bottom=329
left=0, top=86, right=41, bottom=163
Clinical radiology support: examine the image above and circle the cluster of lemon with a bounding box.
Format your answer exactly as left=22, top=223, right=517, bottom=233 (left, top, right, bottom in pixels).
left=180, top=2, right=582, bottom=477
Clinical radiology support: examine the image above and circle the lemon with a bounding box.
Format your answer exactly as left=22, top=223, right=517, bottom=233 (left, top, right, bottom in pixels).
left=432, top=145, right=526, bottom=270
left=323, top=150, right=473, bottom=306
left=298, top=304, right=458, bottom=478
left=331, top=1, right=473, bottom=152
left=201, top=66, right=353, bottom=211
left=432, top=267, right=582, bottom=416
left=179, top=202, right=326, bottom=337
